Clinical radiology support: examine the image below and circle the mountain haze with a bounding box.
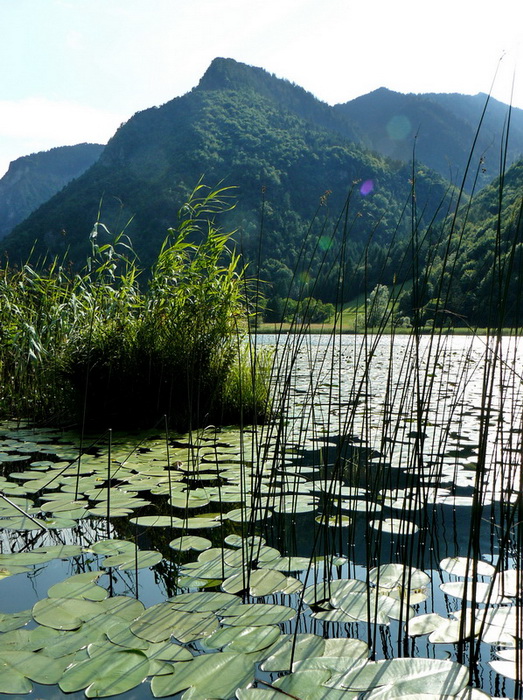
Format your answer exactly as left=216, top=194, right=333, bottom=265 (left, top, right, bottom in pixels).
left=335, top=88, right=523, bottom=191
left=0, top=143, right=104, bottom=240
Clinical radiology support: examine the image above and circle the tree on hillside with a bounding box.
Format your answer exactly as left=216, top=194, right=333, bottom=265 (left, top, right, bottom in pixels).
left=366, top=284, right=390, bottom=327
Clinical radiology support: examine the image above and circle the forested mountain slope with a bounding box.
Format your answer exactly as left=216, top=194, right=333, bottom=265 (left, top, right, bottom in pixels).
left=1, top=58, right=453, bottom=303
left=0, top=143, right=104, bottom=240
left=335, top=88, right=523, bottom=192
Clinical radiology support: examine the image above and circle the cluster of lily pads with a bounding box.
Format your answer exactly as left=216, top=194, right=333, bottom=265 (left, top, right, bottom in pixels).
left=0, top=536, right=507, bottom=699
left=1, top=329, right=522, bottom=699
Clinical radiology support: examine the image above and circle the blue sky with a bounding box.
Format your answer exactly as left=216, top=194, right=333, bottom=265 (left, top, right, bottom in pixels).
left=1, top=0, right=521, bottom=177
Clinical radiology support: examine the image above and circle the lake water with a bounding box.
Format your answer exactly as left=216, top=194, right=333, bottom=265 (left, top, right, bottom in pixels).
left=0, top=333, right=521, bottom=699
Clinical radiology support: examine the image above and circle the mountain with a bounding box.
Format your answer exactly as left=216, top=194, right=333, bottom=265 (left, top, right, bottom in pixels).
left=334, top=88, right=523, bottom=192
left=437, top=157, right=522, bottom=325
left=0, top=143, right=104, bottom=240
left=0, top=58, right=453, bottom=303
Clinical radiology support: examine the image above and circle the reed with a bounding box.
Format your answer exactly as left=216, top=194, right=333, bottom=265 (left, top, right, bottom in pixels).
left=0, top=182, right=271, bottom=430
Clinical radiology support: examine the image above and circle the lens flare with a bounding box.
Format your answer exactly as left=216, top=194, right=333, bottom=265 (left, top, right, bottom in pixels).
left=386, top=115, right=411, bottom=141
left=360, top=179, right=374, bottom=196
left=318, top=235, right=332, bottom=252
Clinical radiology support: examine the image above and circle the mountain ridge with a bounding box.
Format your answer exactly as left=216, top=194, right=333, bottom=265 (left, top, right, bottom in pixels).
left=0, top=143, right=104, bottom=240
left=2, top=58, right=522, bottom=325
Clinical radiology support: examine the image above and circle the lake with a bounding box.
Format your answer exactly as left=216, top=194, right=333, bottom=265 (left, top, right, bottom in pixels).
left=0, top=332, right=521, bottom=699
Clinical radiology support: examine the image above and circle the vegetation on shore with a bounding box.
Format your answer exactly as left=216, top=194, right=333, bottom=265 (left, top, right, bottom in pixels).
left=0, top=183, right=272, bottom=429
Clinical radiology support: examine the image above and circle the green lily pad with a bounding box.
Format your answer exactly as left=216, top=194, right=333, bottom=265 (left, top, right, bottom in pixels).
left=406, top=612, right=448, bottom=637
left=331, top=589, right=413, bottom=625
left=440, top=580, right=507, bottom=604
left=326, top=658, right=469, bottom=695
left=0, top=610, right=32, bottom=632
left=261, top=633, right=326, bottom=671
left=32, top=596, right=105, bottom=630
left=102, top=549, right=163, bottom=570
left=273, top=669, right=359, bottom=699
left=146, top=641, right=194, bottom=662
left=89, top=539, right=136, bottom=555
left=219, top=602, right=296, bottom=627
left=0, top=650, right=65, bottom=692
left=130, top=602, right=219, bottom=643
left=129, top=515, right=175, bottom=527
left=151, top=650, right=255, bottom=698
left=369, top=518, right=420, bottom=535
left=168, top=591, right=239, bottom=612
left=47, top=571, right=107, bottom=600
left=202, top=624, right=281, bottom=653
left=169, top=535, right=212, bottom=551
left=59, top=648, right=151, bottom=696
left=440, top=556, right=496, bottom=578
left=369, top=563, right=430, bottom=590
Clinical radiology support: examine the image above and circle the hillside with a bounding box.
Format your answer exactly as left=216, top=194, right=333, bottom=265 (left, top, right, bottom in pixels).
left=0, top=143, right=104, bottom=240
left=0, top=58, right=453, bottom=304
left=335, top=88, right=523, bottom=192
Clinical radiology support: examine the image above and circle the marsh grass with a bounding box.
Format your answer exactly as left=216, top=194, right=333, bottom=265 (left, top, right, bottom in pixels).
left=0, top=182, right=271, bottom=430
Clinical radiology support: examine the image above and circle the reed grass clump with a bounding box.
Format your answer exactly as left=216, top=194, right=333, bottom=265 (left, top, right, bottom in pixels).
left=0, top=183, right=272, bottom=430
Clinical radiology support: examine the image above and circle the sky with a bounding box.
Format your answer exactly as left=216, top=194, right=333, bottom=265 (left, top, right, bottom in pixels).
left=1, top=0, right=522, bottom=178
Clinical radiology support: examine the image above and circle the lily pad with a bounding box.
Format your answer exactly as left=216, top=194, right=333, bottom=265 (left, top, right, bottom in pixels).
left=151, top=650, right=256, bottom=699
left=169, top=535, right=212, bottom=552
left=101, top=549, right=163, bottom=570
left=130, top=602, right=219, bottom=643
left=168, top=591, right=239, bottom=612
left=32, top=596, right=105, bottom=630
left=261, top=633, right=326, bottom=671
left=326, top=658, right=469, bottom=695
left=440, top=557, right=496, bottom=578
left=47, top=571, right=107, bottom=600
left=0, top=610, right=32, bottom=632
left=370, top=518, right=420, bottom=535
left=202, top=624, right=281, bottom=652
left=0, top=650, right=65, bottom=693
left=219, top=602, right=296, bottom=627
left=369, top=563, right=430, bottom=590
left=59, top=648, right=151, bottom=696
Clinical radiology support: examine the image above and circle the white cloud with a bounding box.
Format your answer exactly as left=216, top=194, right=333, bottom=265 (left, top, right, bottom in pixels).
left=0, top=98, right=126, bottom=177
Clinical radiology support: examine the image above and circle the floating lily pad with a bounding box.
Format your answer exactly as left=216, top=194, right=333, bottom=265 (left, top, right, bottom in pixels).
left=59, top=648, right=151, bottom=696
left=369, top=563, right=430, bottom=590
left=32, top=596, right=105, bottom=630
left=0, top=610, right=32, bottom=633
left=273, top=669, right=359, bottom=700
left=219, top=602, right=296, bottom=627
left=315, top=514, right=352, bottom=526
left=0, top=650, right=66, bottom=693
left=168, top=591, right=239, bottom=612
left=406, top=612, right=447, bottom=637
left=151, top=650, right=256, bottom=699
left=369, top=518, right=420, bottom=535
left=326, top=657, right=469, bottom=695
left=439, top=580, right=508, bottom=604
left=88, top=539, right=136, bottom=555
left=47, top=571, right=107, bottom=600
left=169, top=535, right=212, bottom=551
left=102, top=549, right=163, bottom=570
left=130, top=603, right=219, bottom=643
left=261, top=633, right=326, bottom=671
left=440, top=556, right=496, bottom=578
left=202, top=624, right=281, bottom=652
